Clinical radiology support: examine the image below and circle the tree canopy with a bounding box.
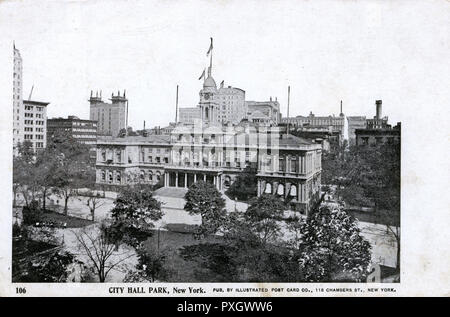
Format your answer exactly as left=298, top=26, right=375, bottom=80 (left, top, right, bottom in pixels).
left=225, top=166, right=257, bottom=201
left=184, top=181, right=226, bottom=236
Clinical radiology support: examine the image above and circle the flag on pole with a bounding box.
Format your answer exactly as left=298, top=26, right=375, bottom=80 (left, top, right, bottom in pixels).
left=206, top=37, right=213, bottom=56
left=198, top=69, right=206, bottom=80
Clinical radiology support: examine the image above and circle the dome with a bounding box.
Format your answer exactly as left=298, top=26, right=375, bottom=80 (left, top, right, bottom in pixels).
left=203, top=76, right=217, bottom=89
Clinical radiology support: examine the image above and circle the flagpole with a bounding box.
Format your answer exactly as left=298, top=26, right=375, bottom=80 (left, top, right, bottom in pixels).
left=287, top=86, right=290, bottom=136
left=175, top=85, right=179, bottom=124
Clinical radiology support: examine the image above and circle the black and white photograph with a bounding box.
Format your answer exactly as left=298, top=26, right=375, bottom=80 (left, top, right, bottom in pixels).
left=0, top=0, right=448, bottom=297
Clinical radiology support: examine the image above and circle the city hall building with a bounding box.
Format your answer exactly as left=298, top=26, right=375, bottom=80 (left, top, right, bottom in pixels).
left=95, top=124, right=322, bottom=214
left=94, top=41, right=322, bottom=214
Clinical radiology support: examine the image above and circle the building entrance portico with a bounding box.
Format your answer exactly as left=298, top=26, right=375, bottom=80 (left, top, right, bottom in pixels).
left=164, top=167, right=222, bottom=191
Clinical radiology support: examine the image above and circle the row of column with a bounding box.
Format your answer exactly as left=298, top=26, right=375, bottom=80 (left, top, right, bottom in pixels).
left=164, top=171, right=221, bottom=190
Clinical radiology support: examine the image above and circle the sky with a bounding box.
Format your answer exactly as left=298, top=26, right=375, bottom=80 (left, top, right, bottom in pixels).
left=1, top=0, right=449, bottom=129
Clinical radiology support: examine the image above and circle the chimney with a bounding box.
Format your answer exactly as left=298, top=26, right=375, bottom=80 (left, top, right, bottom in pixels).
left=376, top=100, right=382, bottom=119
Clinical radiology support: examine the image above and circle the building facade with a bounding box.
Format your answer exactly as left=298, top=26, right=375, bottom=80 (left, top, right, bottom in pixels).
left=217, top=82, right=246, bottom=125
left=282, top=111, right=345, bottom=137
left=95, top=135, right=171, bottom=188
left=89, top=90, right=128, bottom=137
left=355, top=123, right=401, bottom=146
left=23, top=100, right=49, bottom=151
left=347, top=116, right=367, bottom=145
left=47, top=116, right=98, bottom=145
left=355, top=100, right=400, bottom=146
left=13, top=44, right=23, bottom=153
left=179, top=107, right=201, bottom=125
left=246, top=98, right=281, bottom=125
left=290, top=127, right=343, bottom=151
left=166, top=124, right=322, bottom=214
left=94, top=125, right=322, bottom=214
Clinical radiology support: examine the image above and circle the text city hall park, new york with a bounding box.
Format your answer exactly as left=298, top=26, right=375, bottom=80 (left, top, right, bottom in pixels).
left=108, top=285, right=396, bottom=295
left=11, top=37, right=401, bottom=286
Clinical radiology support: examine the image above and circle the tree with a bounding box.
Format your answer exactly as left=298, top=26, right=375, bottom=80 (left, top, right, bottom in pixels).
left=244, top=194, right=286, bottom=244
left=335, top=144, right=401, bottom=269
left=13, top=141, right=38, bottom=208
left=123, top=246, right=172, bottom=282
left=184, top=181, right=226, bottom=236
left=180, top=221, right=303, bottom=282
left=109, top=185, right=163, bottom=248
left=73, top=222, right=136, bottom=282
left=22, top=200, right=43, bottom=225
left=296, top=204, right=372, bottom=282
left=83, top=190, right=106, bottom=221
left=226, top=166, right=257, bottom=201
left=34, top=149, right=59, bottom=211
left=48, top=131, right=95, bottom=214
left=15, top=250, right=76, bottom=282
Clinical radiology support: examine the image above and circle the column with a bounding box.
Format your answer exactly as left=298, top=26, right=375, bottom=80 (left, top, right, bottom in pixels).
left=184, top=173, right=187, bottom=188
left=194, top=174, right=197, bottom=182
left=175, top=172, right=179, bottom=188
left=203, top=174, right=206, bottom=182
left=298, top=182, right=301, bottom=203
left=257, top=179, right=261, bottom=196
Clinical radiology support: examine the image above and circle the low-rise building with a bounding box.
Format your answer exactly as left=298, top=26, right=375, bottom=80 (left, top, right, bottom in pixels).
left=94, top=124, right=322, bottom=215
left=167, top=123, right=322, bottom=215
left=47, top=116, right=97, bottom=145
left=355, top=100, right=401, bottom=146
left=282, top=110, right=345, bottom=137
left=355, top=123, right=401, bottom=146
left=95, top=135, right=171, bottom=189
left=289, top=127, right=343, bottom=151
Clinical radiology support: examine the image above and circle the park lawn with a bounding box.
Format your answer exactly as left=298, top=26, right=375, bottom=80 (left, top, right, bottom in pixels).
left=143, top=228, right=224, bottom=282
left=41, top=210, right=95, bottom=228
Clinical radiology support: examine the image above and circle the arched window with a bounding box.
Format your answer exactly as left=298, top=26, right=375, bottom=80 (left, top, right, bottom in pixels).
left=265, top=182, right=272, bottom=194
left=277, top=183, right=284, bottom=196
left=140, top=171, right=145, bottom=181
left=101, top=170, right=106, bottom=181
left=290, top=184, right=297, bottom=197
left=148, top=172, right=153, bottom=181
left=156, top=172, right=161, bottom=181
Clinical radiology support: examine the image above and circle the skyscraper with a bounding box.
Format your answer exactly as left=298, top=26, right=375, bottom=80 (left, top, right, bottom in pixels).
left=89, top=90, right=128, bottom=137
left=13, top=43, right=23, bottom=153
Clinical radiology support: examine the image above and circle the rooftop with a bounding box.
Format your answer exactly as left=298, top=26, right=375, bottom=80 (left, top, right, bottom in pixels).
left=97, top=134, right=171, bottom=144
left=23, top=100, right=49, bottom=106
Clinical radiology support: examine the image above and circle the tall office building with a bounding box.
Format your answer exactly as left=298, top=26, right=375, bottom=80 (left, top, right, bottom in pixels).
left=13, top=45, right=49, bottom=153
left=89, top=90, right=128, bottom=137
left=13, top=44, right=23, bottom=153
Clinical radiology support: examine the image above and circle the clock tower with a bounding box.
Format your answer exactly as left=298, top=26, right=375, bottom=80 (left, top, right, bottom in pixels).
left=199, top=75, right=219, bottom=125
